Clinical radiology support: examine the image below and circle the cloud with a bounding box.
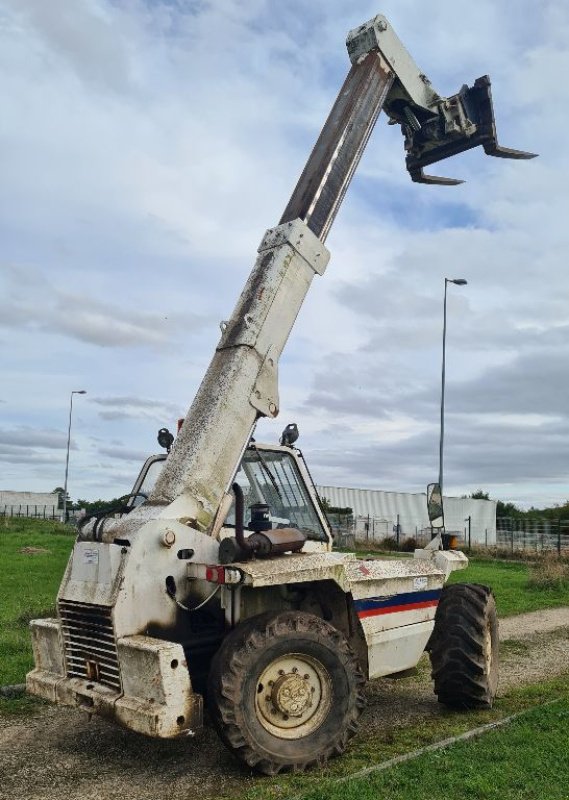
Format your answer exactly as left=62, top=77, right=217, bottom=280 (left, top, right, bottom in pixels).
left=1, top=0, right=567, bottom=509
left=92, top=396, right=177, bottom=409
left=0, top=427, right=68, bottom=449
left=0, top=263, right=206, bottom=349
left=91, top=395, right=183, bottom=423
left=97, top=446, right=149, bottom=462
left=3, top=0, right=133, bottom=93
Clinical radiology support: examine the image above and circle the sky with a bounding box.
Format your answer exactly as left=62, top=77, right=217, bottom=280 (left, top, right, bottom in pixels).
left=0, top=0, right=566, bottom=509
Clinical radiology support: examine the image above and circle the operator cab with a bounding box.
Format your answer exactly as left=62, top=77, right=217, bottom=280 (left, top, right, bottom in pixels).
left=129, top=435, right=331, bottom=548
left=224, top=445, right=329, bottom=544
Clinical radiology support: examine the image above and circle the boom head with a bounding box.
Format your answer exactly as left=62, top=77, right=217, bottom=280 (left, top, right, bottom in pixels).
left=347, top=16, right=537, bottom=185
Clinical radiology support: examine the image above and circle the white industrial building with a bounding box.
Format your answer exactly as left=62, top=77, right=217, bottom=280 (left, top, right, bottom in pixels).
left=0, top=490, right=58, bottom=517
left=316, top=486, right=496, bottom=546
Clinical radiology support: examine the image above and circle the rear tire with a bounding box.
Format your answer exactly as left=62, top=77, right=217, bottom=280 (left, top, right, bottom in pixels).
left=429, top=583, right=499, bottom=709
left=207, top=611, right=366, bottom=775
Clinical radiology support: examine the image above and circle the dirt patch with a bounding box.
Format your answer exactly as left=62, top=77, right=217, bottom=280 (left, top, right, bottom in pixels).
left=1, top=607, right=567, bottom=800
left=18, top=547, right=50, bottom=555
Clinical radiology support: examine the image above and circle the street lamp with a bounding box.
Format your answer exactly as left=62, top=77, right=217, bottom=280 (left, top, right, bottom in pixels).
left=62, top=390, right=87, bottom=523
left=438, top=279, right=467, bottom=496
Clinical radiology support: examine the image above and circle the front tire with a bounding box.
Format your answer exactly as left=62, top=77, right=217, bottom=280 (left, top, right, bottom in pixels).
left=429, top=583, right=499, bottom=709
left=207, top=611, right=366, bottom=774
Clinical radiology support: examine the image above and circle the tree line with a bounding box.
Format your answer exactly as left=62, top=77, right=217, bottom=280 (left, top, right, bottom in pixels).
left=469, top=490, right=569, bottom=520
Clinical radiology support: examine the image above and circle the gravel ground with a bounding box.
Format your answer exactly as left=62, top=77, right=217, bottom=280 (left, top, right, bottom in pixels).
left=1, top=607, right=567, bottom=800
left=499, top=606, right=569, bottom=639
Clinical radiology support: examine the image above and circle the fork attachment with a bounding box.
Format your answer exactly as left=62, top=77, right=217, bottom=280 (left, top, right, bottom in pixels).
left=404, top=75, right=537, bottom=185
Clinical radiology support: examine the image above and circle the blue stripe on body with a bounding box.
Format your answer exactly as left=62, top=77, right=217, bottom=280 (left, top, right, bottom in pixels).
left=354, top=589, right=442, bottom=613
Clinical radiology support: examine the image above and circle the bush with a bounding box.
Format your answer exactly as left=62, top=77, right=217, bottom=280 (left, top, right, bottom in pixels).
left=527, top=557, right=569, bottom=590
left=373, top=535, right=418, bottom=552
left=381, top=536, right=400, bottom=551
left=465, top=545, right=569, bottom=564
left=400, top=536, right=418, bottom=552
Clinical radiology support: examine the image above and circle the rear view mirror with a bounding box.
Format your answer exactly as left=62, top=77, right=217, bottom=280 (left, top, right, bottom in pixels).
left=427, top=483, right=444, bottom=529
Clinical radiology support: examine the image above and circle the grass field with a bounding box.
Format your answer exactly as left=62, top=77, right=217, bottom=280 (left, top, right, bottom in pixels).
left=2, top=519, right=569, bottom=797
left=0, top=516, right=74, bottom=686
left=447, top=558, right=569, bottom=617
left=296, top=693, right=569, bottom=800
left=237, top=675, right=569, bottom=800
left=2, top=519, right=569, bottom=688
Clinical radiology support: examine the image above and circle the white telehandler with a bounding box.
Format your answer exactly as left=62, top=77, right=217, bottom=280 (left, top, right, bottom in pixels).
left=27, top=14, right=534, bottom=774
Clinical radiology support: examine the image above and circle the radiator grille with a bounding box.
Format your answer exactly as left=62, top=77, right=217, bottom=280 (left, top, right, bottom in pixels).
left=59, top=600, right=121, bottom=691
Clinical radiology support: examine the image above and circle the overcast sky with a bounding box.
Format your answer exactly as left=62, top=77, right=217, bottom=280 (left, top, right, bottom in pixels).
left=0, top=0, right=565, bottom=508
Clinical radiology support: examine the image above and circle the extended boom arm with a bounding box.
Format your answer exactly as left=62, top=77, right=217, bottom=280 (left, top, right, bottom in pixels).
left=114, top=14, right=534, bottom=540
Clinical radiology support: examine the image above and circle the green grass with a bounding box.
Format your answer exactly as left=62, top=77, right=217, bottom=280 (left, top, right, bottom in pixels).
left=297, top=693, right=569, bottom=800
left=236, top=674, right=569, bottom=800
left=447, top=559, right=569, bottom=617
left=0, top=517, right=74, bottom=686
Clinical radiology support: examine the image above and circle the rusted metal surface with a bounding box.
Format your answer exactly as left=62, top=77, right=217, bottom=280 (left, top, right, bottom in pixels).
left=229, top=550, right=460, bottom=591
left=115, top=220, right=331, bottom=540
left=27, top=631, right=203, bottom=738
left=247, top=527, right=307, bottom=557
left=280, top=54, right=394, bottom=242
left=232, top=551, right=353, bottom=588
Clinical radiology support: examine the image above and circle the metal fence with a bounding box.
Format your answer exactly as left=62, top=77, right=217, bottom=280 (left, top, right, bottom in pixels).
left=3, top=504, right=569, bottom=554
left=328, top=512, right=569, bottom=554
left=1, top=504, right=59, bottom=520
left=496, top=517, right=569, bottom=555
left=327, top=513, right=470, bottom=549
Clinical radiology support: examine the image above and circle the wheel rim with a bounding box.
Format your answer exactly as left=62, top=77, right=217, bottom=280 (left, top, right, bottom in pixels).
left=254, top=652, right=332, bottom=739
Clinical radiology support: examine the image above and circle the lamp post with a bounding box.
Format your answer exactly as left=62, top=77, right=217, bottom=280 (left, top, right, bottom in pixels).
left=438, top=279, right=467, bottom=496
left=62, top=390, right=87, bottom=523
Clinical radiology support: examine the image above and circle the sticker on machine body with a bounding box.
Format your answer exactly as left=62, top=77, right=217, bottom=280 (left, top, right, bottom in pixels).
left=354, top=588, right=441, bottom=619
left=83, top=548, right=99, bottom=566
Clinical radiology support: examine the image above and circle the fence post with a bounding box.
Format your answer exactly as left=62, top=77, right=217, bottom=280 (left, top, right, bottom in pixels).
left=485, top=528, right=488, bottom=547
left=511, top=528, right=514, bottom=555
left=396, top=514, right=400, bottom=549
left=558, top=518, right=562, bottom=557
left=467, top=516, right=472, bottom=551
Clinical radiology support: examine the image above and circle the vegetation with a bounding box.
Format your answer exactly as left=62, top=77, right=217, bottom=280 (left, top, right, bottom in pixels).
left=448, top=558, right=569, bottom=617
left=460, top=544, right=569, bottom=563
left=239, top=675, right=569, bottom=800
left=0, top=517, right=74, bottom=688
left=469, top=488, right=569, bottom=521
left=294, top=694, right=569, bottom=800
left=527, top=557, right=569, bottom=591
left=51, top=484, right=131, bottom=514
left=320, top=496, right=353, bottom=517
left=382, top=535, right=418, bottom=552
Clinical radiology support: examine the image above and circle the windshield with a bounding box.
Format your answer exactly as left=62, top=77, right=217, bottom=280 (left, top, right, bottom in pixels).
left=131, top=455, right=166, bottom=507
left=227, top=448, right=327, bottom=542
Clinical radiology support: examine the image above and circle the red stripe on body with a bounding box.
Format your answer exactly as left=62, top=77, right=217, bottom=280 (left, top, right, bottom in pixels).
left=357, top=599, right=439, bottom=619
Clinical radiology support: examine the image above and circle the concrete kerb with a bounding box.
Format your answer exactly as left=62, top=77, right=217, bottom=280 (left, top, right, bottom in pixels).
left=289, top=698, right=563, bottom=800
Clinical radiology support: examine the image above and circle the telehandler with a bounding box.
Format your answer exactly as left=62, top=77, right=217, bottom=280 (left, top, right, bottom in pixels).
left=27, top=14, right=534, bottom=774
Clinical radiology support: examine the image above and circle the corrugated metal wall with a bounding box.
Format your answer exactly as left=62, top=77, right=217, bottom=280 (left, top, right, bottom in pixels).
left=0, top=490, right=58, bottom=509
left=316, top=485, right=496, bottom=544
